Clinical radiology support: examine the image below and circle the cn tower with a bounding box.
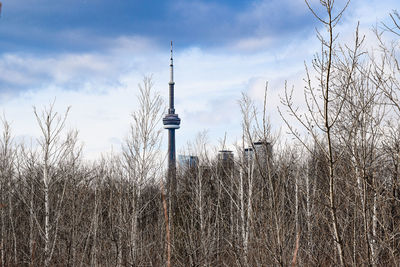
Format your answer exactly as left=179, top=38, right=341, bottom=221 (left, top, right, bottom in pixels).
left=163, top=42, right=181, bottom=190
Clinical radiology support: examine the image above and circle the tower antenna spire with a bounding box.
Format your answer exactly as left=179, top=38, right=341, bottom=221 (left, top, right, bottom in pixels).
left=170, top=41, right=174, bottom=83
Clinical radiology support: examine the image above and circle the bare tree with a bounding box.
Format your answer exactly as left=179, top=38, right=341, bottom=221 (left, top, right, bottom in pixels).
left=279, top=1, right=357, bottom=265
left=33, top=102, right=78, bottom=266
left=122, top=76, right=164, bottom=265
left=0, top=117, right=17, bottom=266
left=371, top=9, right=400, bottom=264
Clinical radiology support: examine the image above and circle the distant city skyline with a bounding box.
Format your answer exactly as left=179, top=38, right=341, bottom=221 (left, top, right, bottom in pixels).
left=0, top=0, right=397, bottom=159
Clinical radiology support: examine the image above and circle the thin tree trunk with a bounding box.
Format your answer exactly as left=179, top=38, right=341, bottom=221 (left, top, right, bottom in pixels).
left=90, top=186, right=98, bottom=267
left=239, top=151, right=247, bottom=266
left=30, top=179, right=35, bottom=266
left=117, top=192, right=123, bottom=267
left=0, top=177, right=4, bottom=267
left=44, top=165, right=50, bottom=267
left=244, top=156, right=255, bottom=266
left=130, top=185, right=138, bottom=264
left=305, top=167, right=313, bottom=261
left=371, top=174, right=378, bottom=267
left=9, top=182, right=17, bottom=266
left=325, top=6, right=345, bottom=265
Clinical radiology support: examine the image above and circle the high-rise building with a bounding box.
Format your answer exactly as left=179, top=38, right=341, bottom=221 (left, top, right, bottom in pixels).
left=218, top=150, right=234, bottom=175
left=218, top=150, right=234, bottom=166
left=163, top=42, right=181, bottom=191
left=178, top=155, right=199, bottom=169
left=244, top=140, right=273, bottom=174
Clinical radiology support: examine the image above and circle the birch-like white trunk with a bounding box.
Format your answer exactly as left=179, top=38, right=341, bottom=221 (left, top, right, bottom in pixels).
left=30, top=178, right=35, bottom=265
left=90, top=186, right=98, bottom=267
left=371, top=177, right=378, bottom=267
left=239, top=155, right=246, bottom=265
left=244, top=156, right=254, bottom=266
left=43, top=163, right=50, bottom=267
left=130, top=181, right=138, bottom=265
left=197, top=167, right=207, bottom=261
left=9, top=181, right=16, bottom=266
left=117, top=193, right=123, bottom=267
left=305, top=168, right=313, bottom=255
left=0, top=177, right=4, bottom=267
left=295, top=167, right=299, bottom=239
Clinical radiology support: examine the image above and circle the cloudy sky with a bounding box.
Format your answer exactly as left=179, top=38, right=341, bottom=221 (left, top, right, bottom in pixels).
left=0, top=0, right=398, bottom=159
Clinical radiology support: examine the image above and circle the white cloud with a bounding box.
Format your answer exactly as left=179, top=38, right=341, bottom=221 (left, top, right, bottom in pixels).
left=0, top=30, right=322, bottom=159
left=232, top=36, right=275, bottom=51
left=0, top=36, right=164, bottom=159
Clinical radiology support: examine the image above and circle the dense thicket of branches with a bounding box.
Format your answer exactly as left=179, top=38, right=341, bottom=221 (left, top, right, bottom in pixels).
left=1, top=1, right=400, bottom=266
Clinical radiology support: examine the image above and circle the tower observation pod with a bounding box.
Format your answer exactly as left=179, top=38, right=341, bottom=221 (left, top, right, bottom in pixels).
left=163, top=42, right=181, bottom=190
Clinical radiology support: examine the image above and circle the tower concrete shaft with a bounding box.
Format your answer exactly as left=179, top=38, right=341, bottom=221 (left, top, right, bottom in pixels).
left=163, top=42, right=181, bottom=190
